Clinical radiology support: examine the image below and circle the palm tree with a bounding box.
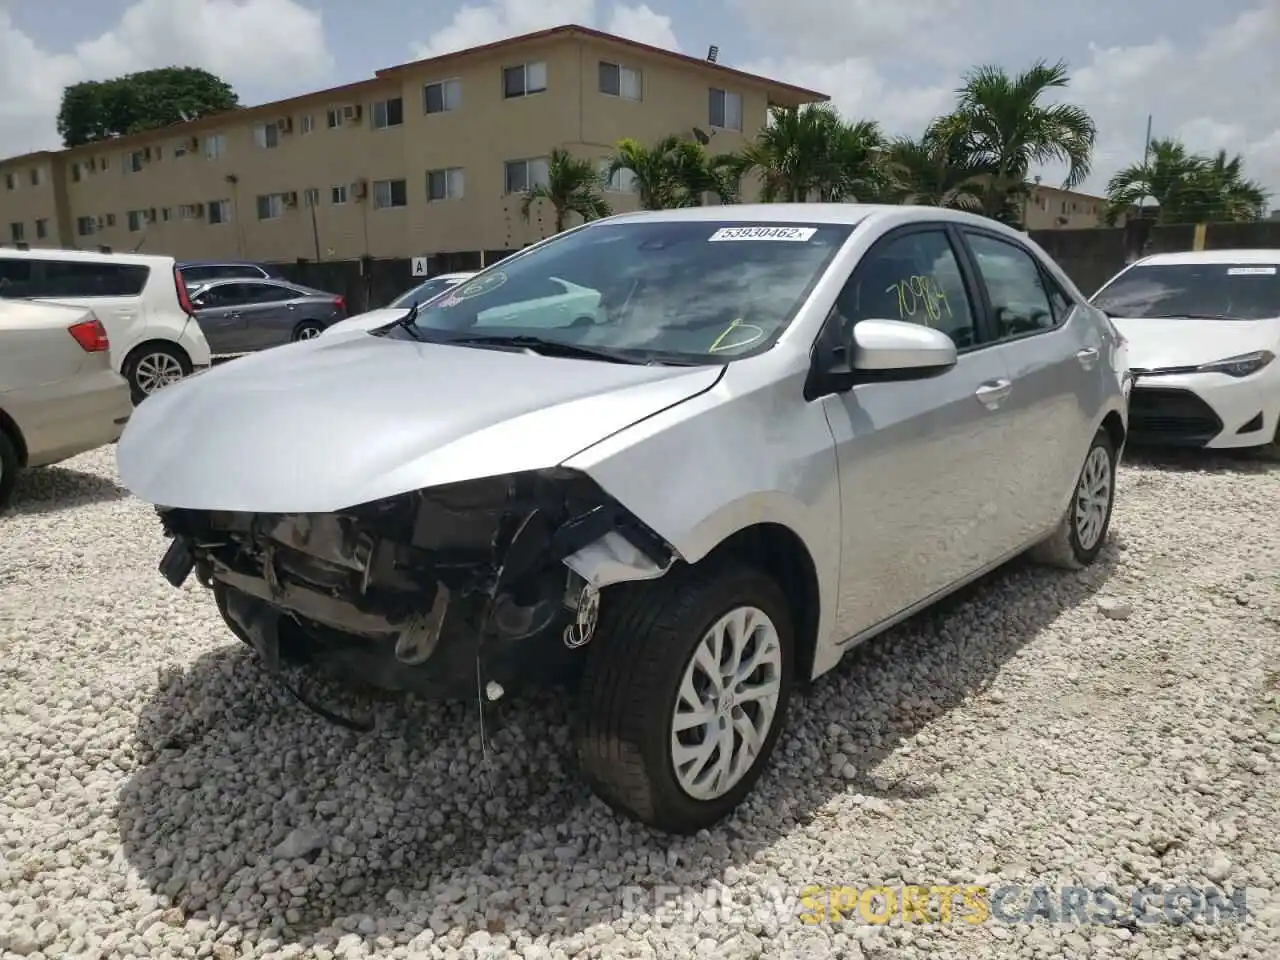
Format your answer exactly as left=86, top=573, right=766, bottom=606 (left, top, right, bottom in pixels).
left=519, top=148, right=611, bottom=232
left=939, top=59, right=1096, bottom=224
left=607, top=136, right=684, bottom=210
left=1104, top=138, right=1269, bottom=225
left=731, top=104, right=887, bottom=202
left=883, top=124, right=990, bottom=210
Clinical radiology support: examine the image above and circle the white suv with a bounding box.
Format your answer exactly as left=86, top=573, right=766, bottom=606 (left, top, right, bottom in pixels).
left=0, top=248, right=212, bottom=403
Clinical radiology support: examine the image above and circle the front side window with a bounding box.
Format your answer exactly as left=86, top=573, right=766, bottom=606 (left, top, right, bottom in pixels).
left=397, top=220, right=854, bottom=363
left=1091, top=262, right=1280, bottom=321
left=964, top=232, right=1058, bottom=338
left=835, top=229, right=977, bottom=348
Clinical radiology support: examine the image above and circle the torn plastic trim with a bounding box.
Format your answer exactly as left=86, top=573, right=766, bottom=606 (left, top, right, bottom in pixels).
left=561, top=529, right=676, bottom=589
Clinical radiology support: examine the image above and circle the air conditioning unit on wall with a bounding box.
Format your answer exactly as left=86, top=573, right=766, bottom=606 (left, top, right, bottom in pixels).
left=342, top=104, right=363, bottom=122
left=277, top=117, right=294, bottom=134
left=352, top=178, right=368, bottom=200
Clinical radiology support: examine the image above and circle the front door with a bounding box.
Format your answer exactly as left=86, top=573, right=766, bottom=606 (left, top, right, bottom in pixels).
left=820, top=224, right=1019, bottom=643
left=232, top=282, right=299, bottom=350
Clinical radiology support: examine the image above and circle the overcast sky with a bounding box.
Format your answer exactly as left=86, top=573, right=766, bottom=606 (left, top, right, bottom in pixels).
left=1, top=0, right=1277, bottom=202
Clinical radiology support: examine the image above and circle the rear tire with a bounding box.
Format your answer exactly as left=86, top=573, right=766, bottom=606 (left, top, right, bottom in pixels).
left=1029, top=427, right=1117, bottom=570
left=0, top=430, right=20, bottom=514
left=123, top=342, right=191, bottom=404
left=292, top=321, right=324, bottom=342
left=574, top=563, right=794, bottom=835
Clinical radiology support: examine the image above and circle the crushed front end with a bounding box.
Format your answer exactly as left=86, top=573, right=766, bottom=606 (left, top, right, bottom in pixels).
left=153, top=469, right=675, bottom=704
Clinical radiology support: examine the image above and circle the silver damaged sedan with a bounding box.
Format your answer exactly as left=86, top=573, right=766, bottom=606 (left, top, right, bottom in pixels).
left=116, top=204, right=1130, bottom=834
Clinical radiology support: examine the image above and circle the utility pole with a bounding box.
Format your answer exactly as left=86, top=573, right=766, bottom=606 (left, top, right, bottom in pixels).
left=1135, top=114, right=1153, bottom=217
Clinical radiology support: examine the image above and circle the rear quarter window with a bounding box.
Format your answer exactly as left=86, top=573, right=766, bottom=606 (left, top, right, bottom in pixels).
left=0, top=257, right=149, bottom=298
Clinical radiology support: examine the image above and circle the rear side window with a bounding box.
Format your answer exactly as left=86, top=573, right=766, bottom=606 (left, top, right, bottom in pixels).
left=963, top=232, right=1059, bottom=339
left=0, top=257, right=149, bottom=298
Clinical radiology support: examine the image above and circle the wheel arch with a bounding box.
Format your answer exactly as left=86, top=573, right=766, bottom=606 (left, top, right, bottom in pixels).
left=123, top=337, right=192, bottom=368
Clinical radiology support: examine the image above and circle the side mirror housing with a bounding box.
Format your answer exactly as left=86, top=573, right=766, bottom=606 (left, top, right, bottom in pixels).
left=808, top=318, right=958, bottom=398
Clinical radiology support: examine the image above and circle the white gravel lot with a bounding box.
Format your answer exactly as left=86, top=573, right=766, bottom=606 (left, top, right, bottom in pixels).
left=0, top=445, right=1278, bottom=960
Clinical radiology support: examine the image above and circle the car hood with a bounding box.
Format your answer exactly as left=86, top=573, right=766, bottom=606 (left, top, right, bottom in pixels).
left=1108, top=316, right=1277, bottom=370
left=320, top=308, right=406, bottom=337
left=116, top=334, right=723, bottom=513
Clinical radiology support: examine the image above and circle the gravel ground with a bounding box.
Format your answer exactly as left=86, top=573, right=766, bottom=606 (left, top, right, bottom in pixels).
left=0, top=445, right=1277, bottom=960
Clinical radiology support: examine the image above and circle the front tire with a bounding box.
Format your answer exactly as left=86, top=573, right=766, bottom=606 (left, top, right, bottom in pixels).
left=574, top=563, right=794, bottom=834
left=0, top=430, right=20, bottom=513
left=123, top=342, right=191, bottom=404
left=1030, top=427, right=1117, bottom=570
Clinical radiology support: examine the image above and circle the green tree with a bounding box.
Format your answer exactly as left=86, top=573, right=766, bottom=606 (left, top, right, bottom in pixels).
left=884, top=126, right=991, bottom=210
left=937, top=59, right=1096, bottom=224
left=731, top=104, right=888, bottom=202
left=57, top=67, right=239, bottom=147
left=520, top=148, right=611, bottom=232
left=1104, top=139, right=1269, bottom=225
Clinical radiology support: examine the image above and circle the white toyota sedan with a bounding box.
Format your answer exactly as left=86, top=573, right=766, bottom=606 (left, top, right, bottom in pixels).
left=1091, top=250, right=1280, bottom=458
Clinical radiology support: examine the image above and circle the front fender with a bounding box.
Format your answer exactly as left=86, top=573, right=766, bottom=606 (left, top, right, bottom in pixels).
left=562, top=361, right=842, bottom=660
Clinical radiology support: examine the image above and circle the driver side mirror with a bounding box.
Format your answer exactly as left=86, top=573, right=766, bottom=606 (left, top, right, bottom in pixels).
left=810, top=318, right=958, bottom=397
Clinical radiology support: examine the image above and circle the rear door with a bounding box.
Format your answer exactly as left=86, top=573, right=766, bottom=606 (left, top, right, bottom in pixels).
left=190, top=282, right=254, bottom=354
left=0, top=255, right=150, bottom=363
left=953, top=227, right=1100, bottom=541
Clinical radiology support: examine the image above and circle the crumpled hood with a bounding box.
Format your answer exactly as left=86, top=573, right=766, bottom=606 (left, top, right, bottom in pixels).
left=320, top=308, right=406, bottom=338
left=1109, top=316, right=1278, bottom=370
left=117, top=333, right=722, bottom=512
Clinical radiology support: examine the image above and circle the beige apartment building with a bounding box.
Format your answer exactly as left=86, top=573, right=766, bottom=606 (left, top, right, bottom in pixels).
left=1023, top=183, right=1114, bottom=230
left=0, top=26, right=825, bottom=265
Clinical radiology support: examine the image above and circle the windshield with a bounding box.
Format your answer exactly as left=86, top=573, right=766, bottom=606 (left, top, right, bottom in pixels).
left=1091, top=263, right=1280, bottom=320
left=398, top=220, right=854, bottom=362
left=390, top=276, right=464, bottom=309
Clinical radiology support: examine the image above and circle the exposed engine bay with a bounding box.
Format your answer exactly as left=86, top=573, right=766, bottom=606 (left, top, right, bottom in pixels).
left=153, top=469, right=676, bottom=714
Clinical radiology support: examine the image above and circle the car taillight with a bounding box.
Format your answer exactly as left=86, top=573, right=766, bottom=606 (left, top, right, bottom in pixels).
left=68, top=316, right=110, bottom=352
left=174, top=266, right=196, bottom=314
left=334, top=296, right=345, bottom=312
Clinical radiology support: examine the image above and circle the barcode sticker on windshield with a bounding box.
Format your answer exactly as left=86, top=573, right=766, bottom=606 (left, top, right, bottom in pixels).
left=1227, top=266, right=1277, bottom=275
left=708, top=226, right=817, bottom=242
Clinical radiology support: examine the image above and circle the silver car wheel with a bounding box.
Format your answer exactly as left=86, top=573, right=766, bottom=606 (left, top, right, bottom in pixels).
left=670, top=605, right=783, bottom=802
left=296, top=325, right=322, bottom=340
left=134, top=353, right=186, bottom=395
left=1075, top=445, right=1112, bottom=551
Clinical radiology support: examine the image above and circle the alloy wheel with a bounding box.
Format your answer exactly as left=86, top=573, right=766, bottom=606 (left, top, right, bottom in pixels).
left=1075, top=445, right=1112, bottom=551
left=296, top=325, right=322, bottom=341
left=134, top=353, right=186, bottom=395
left=670, top=605, right=784, bottom=801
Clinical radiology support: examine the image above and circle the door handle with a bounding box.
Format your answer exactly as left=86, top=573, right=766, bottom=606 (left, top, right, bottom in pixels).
left=974, top=379, right=1012, bottom=410
left=227, top=312, right=241, bottom=319
left=1076, top=346, right=1099, bottom=369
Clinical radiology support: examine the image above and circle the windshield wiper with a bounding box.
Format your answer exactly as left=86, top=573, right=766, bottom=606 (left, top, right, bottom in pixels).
left=442, top=334, right=647, bottom=365
left=389, top=301, right=426, bottom=340
left=1141, top=312, right=1250, bottom=321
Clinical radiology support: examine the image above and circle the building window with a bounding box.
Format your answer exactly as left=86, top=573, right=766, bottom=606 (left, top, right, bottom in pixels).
left=161, top=208, right=172, bottom=222
left=254, top=123, right=280, bottom=149
left=9, top=222, right=23, bottom=243
left=709, top=88, right=742, bottom=131
left=504, top=157, right=549, bottom=194
left=503, top=61, right=547, bottom=98
left=29, top=167, right=43, bottom=186
left=173, top=141, right=189, bottom=158
left=372, top=178, right=408, bottom=209
left=372, top=97, right=404, bottom=129
left=427, top=167, right=464, bottom=201
left=331, top=184, right=348, bottom=205
left=204, top=134, right=227, bottom=159
left=598, top=61, right=641, bottom=100
left=3, top=173, right=14, bottom=190
left=178, top=204, right=201, bottom=220
left=208, top=199, right=232, bottom=224
left=127, top=210, right=148, bottom=232
left=126, top=150, right=147, bottom=173
left=256, top=194, right=286, bottom=220
left=76, top=216, right=96, bottom=237
left=303, top=187, right=320, bottom=207
left=99, top=156, right=110, bottom=171
left=35, top=219, right=48, bottom=240
left=326, top=108, right=343, bottom=128
left=105, top=213, right=116, bottom=227
left=600, top=162, right=637, bottom=193
left=424, top=79, right=462, bottom=114
left=301, top=114, right=314, bottom=134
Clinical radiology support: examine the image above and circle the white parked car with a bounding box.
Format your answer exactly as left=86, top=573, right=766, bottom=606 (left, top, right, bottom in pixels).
left=321, top=272, right=475, bottom=338
left=0, top=248, right=212, bottom=404
left=1091, top=250, right=1279, bottom=457
left=0, top=299, right=133, bottom=511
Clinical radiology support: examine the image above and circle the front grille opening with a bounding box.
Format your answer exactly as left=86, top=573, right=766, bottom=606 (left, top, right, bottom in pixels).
left=1129, top=387, right=1224, bottom=446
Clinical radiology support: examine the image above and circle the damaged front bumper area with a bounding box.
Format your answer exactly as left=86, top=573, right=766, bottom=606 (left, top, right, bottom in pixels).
left=154, top=469, right=675, bottom=699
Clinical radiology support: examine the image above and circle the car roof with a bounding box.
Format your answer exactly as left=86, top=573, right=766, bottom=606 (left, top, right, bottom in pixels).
left=1136, top=249, right=1280, bottom=266
left=178, top=259, right=267, bottom=267
left=597, top=202, right=1006, bottom=229
left=194, top=276, right=297, bottom=288
left=0, top=246, right=176, bottom=267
